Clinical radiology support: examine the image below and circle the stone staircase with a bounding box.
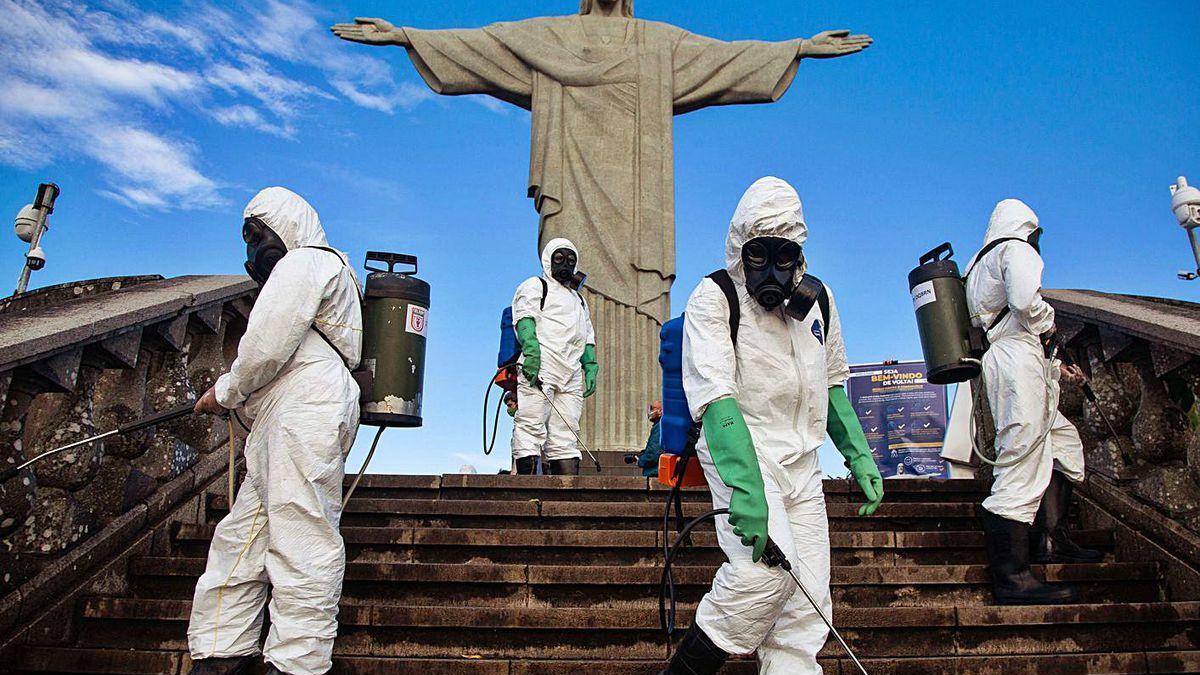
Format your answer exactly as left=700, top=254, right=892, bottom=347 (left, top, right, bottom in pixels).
left=4, top=280, right=1200, bottom=674
left=10, top=473, right=1200, bottom=674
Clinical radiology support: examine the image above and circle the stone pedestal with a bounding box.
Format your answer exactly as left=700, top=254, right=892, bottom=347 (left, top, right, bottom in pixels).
left=579, top=289, right=662, bottom=453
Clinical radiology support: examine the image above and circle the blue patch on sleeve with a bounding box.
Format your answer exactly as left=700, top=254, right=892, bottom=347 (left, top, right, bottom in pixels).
left=811, top=319, right=824, bottom=344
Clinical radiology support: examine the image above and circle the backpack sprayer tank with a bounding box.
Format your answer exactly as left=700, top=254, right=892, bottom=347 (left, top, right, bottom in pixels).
left=908, top=242, right=981, bottom=385
left=359, top=251, right=430, bottom=428
left=657, top=316, right=705, bottom=487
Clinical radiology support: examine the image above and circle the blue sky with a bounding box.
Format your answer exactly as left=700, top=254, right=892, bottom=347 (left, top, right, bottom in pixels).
left=1, top=0, right=1197, bottom=477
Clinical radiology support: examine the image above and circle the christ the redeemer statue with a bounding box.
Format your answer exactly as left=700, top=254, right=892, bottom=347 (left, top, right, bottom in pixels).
left=333, top=0, right=871, bottom=453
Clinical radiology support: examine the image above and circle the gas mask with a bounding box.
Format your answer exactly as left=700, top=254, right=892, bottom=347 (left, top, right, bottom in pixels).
left=550, top=247, right=579, bottom=287
left=741, top=236, right=802, bottom=310
left=1026, top=227, right=1043, bottom=254
left=243, top=216, right=288, bottom=285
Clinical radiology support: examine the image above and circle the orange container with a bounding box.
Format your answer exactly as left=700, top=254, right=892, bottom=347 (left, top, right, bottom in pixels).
left=657, top=453, right=708, bottom=488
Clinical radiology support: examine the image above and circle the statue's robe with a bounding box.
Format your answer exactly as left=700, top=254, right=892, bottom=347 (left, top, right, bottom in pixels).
left=405, top=15, right=802, bottom=449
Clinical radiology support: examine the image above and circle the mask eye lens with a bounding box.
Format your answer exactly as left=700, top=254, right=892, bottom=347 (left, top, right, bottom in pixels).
left=775, top=243, right=800, bottom=269
left=744, top=241, right=768, bottom=269
left=243, top=220, right=261, bottom=245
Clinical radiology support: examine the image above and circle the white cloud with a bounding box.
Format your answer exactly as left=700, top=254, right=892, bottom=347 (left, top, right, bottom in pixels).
left=0, top=0, right=452, bottom=211
left=211, top=105, right=294, bottom=138
left=330, top=80, right=432, bottom=114
left=82, top=125, right=220, bottom=209
left=45, top=48, right=202, bottom=105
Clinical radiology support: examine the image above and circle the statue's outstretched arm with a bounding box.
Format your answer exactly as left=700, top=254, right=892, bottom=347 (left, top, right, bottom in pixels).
left=331, top=17, right=409, bottom=47
left=799, top=30, right=872, bottom=59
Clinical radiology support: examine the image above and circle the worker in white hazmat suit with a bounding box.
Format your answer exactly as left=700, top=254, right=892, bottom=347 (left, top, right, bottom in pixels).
left=965, top=198, right=1100, bottom=607
left=187, top=187, right=362, bottom=675
left=666, top=177, right=883, bottom=674
left=510, top=237, right=597, bottom=476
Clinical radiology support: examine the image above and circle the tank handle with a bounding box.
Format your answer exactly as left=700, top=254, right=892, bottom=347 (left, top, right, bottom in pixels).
left=918, top=242, right=954, bottom=266
left=365, top=251, right=418, bottom=275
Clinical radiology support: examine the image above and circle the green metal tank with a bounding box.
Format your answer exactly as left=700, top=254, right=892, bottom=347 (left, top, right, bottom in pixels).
left=909, top=242, right=980, bottom=385
left=360, top=251, right=429, bottom=427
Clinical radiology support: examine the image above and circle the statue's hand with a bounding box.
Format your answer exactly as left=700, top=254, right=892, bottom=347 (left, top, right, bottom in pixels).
left=331, top=17, right=408, bottom=46
left=800, top=29, right=872, bottom=59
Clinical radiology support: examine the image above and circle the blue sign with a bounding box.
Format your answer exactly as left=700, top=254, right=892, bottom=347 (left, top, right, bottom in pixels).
left=846, top=361, right=949, bottom=479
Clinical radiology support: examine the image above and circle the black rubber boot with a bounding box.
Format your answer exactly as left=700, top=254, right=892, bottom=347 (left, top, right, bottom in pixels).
left=547, top=458, right=581, bottom=476
left=981, top=509, right=1077, bottom=605
left=659, top=623, right=729, bottom=675
left=187, top=656, right=256, bottom=675
left=1032, top=472, right=1104, bottom=564
left=514, top=456, right=539, bottom=475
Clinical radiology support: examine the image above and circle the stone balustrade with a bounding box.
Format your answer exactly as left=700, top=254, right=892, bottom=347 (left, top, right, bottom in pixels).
left=970, top=289, right=1200, bottom=540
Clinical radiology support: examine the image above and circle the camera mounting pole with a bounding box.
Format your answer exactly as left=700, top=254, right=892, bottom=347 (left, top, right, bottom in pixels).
left=13, top=182, right=59, bottom=296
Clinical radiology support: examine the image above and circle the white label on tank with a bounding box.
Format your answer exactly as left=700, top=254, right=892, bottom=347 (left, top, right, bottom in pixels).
left=406, top=305, right=428, bottom=337
left=911, top=281, right=936, bottom=311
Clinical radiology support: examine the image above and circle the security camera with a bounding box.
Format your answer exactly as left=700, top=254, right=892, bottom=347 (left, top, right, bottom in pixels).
left=1172, top=176, right=1200, bottom=281
left=26, top=246, right=45, bottom=271
left=1173, top=177, right=1200, bottom=228
left=14, top=204, right=38, bottom=243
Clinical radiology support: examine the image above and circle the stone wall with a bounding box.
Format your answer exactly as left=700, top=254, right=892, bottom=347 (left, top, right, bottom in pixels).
left=0, top=276, right=255, bottom=594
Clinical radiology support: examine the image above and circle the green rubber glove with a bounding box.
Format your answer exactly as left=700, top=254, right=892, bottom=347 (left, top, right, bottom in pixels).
left=827, top=385, right=884, bottom=516
left=581, top=344, right=598, bottom=398
left=515, top=318, right=541, bottom=384
left=702, top=397, right=769, bottom=562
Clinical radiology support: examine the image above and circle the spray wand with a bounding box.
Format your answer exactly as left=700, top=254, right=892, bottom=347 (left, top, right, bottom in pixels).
left=1, top=402, right=196, bottom=483
left=532, top=377, right=602, bottom=473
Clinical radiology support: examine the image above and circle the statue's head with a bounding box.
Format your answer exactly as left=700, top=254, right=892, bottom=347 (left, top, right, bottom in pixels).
left=579, top=0, right=633, bottom=17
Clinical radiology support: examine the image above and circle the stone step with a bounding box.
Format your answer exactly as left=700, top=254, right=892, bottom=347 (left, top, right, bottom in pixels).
left=73, top=598, right=1200, bottom=661
left=172, top=525, right=1115, bottom=566
left=128, top=558, right=1160, bottom=607
left=426, top=474, right=992, bottom=504
left=206, top=495, right=988, bottom=532
left=17, top=648, right=1200, bottom=675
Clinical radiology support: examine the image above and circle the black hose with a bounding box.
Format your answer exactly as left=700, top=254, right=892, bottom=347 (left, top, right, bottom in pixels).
left=659, top=506, right=729, bottom=641
left=482, top=366, right=509, bottom=456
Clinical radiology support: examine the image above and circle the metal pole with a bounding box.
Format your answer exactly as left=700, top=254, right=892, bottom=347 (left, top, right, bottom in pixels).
left=14, top=209, right=45, bottom=295
left=1187, top=227, right=1200, bottom=279
left=14, top=183, right=59, bottom=296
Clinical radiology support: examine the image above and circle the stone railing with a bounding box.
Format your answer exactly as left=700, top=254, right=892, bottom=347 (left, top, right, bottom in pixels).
left=1045, top=291, right=1200, bottom=520
left=0, top=275, right=256, bottom=595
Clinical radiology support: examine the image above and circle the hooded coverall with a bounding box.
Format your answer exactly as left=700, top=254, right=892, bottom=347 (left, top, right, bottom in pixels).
left=965, top=199, right=1085, bottom=524
left=510, top=237, right=595, bottom=465
left=683, top=177, right=850, bottom=673
left=187, top=187, right=362, bottom=675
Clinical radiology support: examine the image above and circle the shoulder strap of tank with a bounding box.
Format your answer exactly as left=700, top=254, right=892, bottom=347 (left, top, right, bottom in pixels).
left=706, top=269, right=740, bottom=347
left=302, top=245, right=364, bottom=304
left=987, top=306, right=1012, bottom=332
left=963, top=237, right=1032, bottom=280
left=539, top=277, right=548, bottom=311
left=301, top=245, right=356, bottom=370
left=962, top=238, right=1033, bottom=333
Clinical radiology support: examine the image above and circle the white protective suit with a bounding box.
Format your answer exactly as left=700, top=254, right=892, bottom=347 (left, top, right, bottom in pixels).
left=683, top=177, right=850, bottom=673
left=188, top=187, right=362, bottom=675
left=510, top=238, right=595, bottom=462
left=965, top=199, right=1084, bottom=524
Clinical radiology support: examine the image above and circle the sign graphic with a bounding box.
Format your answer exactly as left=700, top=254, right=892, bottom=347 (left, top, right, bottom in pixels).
left=846, top=360, right=949, bottom=479
left=406, top=305, right=428, bottom=337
